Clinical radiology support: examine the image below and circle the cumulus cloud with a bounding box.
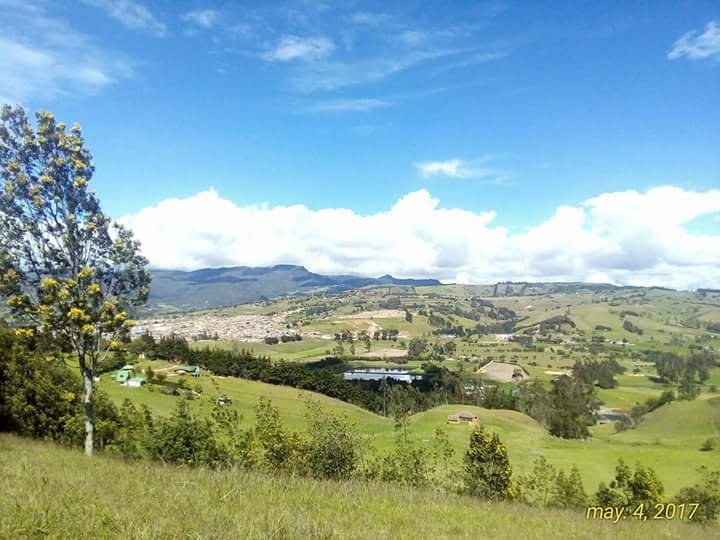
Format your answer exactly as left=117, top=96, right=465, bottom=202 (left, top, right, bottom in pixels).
left=262, top=35, right=335, bottom=62
left=81, top=0, right=166, bottom=37
left=668, top=20, right=720, bottom=60
left=118, top=186, right=720, bottom=290
left=0, top=1, right=133, bottom=104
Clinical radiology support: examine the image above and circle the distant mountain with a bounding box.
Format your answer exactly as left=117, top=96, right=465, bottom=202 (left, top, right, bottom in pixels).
left=146, top=265, right=441, bottom=312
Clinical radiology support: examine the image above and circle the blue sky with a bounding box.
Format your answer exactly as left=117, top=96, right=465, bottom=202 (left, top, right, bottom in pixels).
left=1, top=0, right=720, bottom=287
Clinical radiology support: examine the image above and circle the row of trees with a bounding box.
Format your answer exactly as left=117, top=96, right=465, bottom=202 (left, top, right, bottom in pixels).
left=572, top=358, right=625, bottom=389
left=263, top=334, right=303, bottom=345
left=125, top=332, right=466, bottom=416
left=651, top=351, right=716, bottom=385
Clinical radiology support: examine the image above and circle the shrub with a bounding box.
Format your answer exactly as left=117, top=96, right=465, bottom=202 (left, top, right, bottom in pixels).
left=304, top=401, right=360, bottom=480
left=701, top=438, right=717, bottom=452
left=518, top=456, right=556, bottom=506
left=674, top=467, right=720, bottom=523
left=148, top=398, right=227, bottom=466
left=463, top=426, right=514, bottom=500
left=594, top=460, right=664, bottom=511
left=551, top=466, right=587, bottom=508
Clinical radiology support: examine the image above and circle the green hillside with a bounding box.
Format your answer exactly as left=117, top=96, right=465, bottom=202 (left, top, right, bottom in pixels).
left=0, top=435, right=705, bottom=540
left=100, top=365, right=720, bottom=496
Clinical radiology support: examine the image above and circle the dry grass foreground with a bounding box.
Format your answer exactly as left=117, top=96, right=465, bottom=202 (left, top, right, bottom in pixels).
left=0, top=435, right=711, bottom=540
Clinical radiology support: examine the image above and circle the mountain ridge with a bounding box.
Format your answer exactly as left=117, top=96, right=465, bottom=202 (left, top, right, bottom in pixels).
left=146, top=264, right=441, bottom=311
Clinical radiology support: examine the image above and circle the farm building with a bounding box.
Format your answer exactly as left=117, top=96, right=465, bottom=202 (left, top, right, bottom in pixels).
left=342, top=367, right=421, bottom=383
left=175, top=365, right=201, bottom=377
left=126, top=377, right=146, bottom=388
left=447, top=412, right=479, bottom=425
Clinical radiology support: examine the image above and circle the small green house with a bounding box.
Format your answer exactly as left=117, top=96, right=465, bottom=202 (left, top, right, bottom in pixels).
left=115, top=364, right=135, bottom=383
left=175, top=365, right=200, bottom=377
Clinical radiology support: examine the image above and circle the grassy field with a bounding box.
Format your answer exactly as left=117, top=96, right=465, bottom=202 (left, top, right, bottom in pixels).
left=100, top=362, right=720, bottom=496
left=1, top=435, right=710, bottom=540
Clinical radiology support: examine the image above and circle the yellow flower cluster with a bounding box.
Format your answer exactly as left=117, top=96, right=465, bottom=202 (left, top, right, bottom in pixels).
left=67, top=306, right=90, bottom=322
left=7, top=294, right=26, bottom=307
left=14, top=328, right=34, bottom=338
left=41, top=277, right=59, bottom=290
left=77, top=266, right=93, bottom=280
left=3, top=268, right=19, bottom=283
left=81, top=323, right=95, bottom=335
left=87, top=282, right=101, bottom=295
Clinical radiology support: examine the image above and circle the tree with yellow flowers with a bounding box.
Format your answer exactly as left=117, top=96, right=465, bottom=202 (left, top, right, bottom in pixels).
left=0, top=105, right=150, bottom=456
left=463, top=425, right=515, bottom=500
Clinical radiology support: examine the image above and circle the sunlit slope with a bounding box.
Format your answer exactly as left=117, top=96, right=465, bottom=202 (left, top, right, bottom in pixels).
left=101, top=366, right=720, bottom=496
left=0, top=435, right=700, bottom=540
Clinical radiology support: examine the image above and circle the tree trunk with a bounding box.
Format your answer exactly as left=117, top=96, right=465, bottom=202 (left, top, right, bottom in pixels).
left=83, top=368, right=95, bottom=456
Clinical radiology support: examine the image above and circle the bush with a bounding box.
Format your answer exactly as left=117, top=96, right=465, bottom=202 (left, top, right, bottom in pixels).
left=148, top=398, right=227, bottom=466
left=463, top=426, right=514, bottom=500
left=518, top=456, right=556, bottom=506
left=594, top=460, right=664, bottom=511
left=551, top=466, right=587, bottom=508
left=363, top=430, right=435, bottom=488
left=674, top=467, right=720, bottom=523
left=701, top=438, right=717, bottom=452
left=304, top=401, right=360, bottom=480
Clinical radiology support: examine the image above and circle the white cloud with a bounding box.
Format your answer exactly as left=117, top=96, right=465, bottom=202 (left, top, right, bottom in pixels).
left=668, top=20, right=720, bottom=60
left=262, top=35, right=335, bottom=62
left=397, top=30, right=429, bottom=47
left=415, top=158, right=505, bottom=181
left=119, top=186, right=720, bottom=290
left=0, top=1, right=134, bottom=104
left=348, top=12, right=391, bottom=26
left=309, top=98, right=389, bottom=112
left=288, top=48, right=464, bottom=92
left=182, top=9, right=221, bottom=30
left=81, top=0, right=166, bottom=37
